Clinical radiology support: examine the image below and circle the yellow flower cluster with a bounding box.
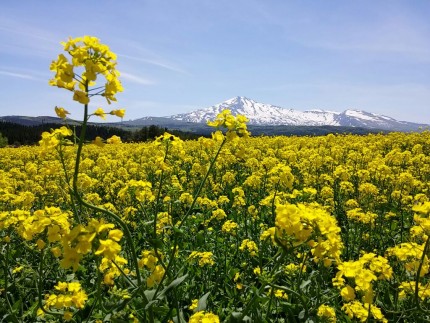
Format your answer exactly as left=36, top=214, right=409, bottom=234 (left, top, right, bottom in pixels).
left=317, top=304, right=336, bottom=322
left=188, top=251, right=215, bottom=266
left=207, top=109, right=249, bottom=141
left=267, top=288, right=288, bottom=300
left=275, top=203, right=343, bottom=266
left=99, top=255, right=128, bottom=285
left=41, top=281, right=88, bottom=320
left=0, top=207, right=71, bottom=242
left=239, top=239, right=259, bottom=257
left=222, top=220, right=238, bottom=235
left=118, top=179, right=155, bottom=203
left=334, top=252, right=392, bottom=322
left=346, top=208, right=377, bottom=225
left=138, top=250, right=166, bottom=287
left=188, top=311, right=220, bottom=323
left=412, top=201, right=430, bottom=238
left=384, top=201, right=430, bottom=302
left=49, top=36, right=122, bottom=105
left=398, top=281, right=430, bottom=300
left=39, top=126, right=73, bottom=152
left=387, top=242, right=428, bottom=276
left=4, top=119, right=430, bottom=320
left=341, top=301, right=386, bottom=323
left=156, top=211, right=173, bottom=234
left=59, top=219, right=123, bottom=271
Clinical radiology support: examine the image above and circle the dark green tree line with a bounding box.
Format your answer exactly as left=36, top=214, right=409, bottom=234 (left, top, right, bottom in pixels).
left=0, top=121, right=201, bottom=146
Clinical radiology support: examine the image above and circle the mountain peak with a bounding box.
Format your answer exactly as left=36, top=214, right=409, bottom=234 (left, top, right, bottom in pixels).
left=223, top=96, right=257, bottom=110
left=165, top=97, right=426, bottom=131
left=227, top=96, right=253, bottom=102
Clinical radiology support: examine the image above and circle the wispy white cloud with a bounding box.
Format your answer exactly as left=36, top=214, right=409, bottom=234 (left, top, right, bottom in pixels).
left=0, top=16, right=59, bottom=57
left=246, top=2, right=430, bottom=61
left=0, top=23, right=57, bottom=44
left=118, top=53, right=188, bottom=74
left=0, top=69, right=40, bottom=81
left=305, top=20, right=430, bottom=61
left=120, top=72, right=155, bottom=85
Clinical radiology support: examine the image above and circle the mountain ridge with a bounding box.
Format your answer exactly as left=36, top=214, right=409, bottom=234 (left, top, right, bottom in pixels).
left=1, top=96, right=427, bottom=132
left=166, top=96, right=426, bottom=131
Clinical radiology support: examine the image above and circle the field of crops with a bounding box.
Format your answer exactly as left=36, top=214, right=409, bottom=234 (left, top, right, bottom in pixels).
left=2, top=35, right=430, bottom=322
left=2, top=126, right=430, bottom=322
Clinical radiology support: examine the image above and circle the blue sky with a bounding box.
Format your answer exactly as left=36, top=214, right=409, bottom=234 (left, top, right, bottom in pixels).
left=0, top=0, right=429, bottom=123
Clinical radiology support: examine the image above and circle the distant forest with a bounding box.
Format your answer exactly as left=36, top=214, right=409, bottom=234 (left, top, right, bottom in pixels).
left=0, top=120, right=387, bottom=147
left=0, top=121, right=202, bottom=146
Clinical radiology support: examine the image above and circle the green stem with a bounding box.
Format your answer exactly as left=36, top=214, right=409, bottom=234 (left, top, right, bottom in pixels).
left=72, top=96, right=89, bottom=202
left=415, top=236, right=430, bottom=308
left=83, top=265, right=103, bottom=323
left=70, top=89, right=147, bottom=306
left=37, top=249, right=60, bottom=317
left=74, top=194, right=146, bottom=300
left=151, top=143, right=169, bottom=273
left=266, top=287, right=275, bottom=319
left=154, top=138, right=226, bottom=299
left=3, top=244, right=20, bottom=323
left=112, top=259, right=137, bottom=289
left=240, top=250, right=286, bottom=319
left=57, top=145, right=81, bottom=223
left=178, top=139, right=226, bottom=231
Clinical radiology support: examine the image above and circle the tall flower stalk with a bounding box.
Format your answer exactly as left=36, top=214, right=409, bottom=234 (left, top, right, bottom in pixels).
left=48, top=36, right=150, bottom=311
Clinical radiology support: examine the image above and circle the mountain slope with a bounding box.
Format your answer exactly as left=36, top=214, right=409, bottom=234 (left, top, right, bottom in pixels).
left=167, top=96, right=427, bottom=131
left=1, top=96, right=427, bottom=132
left=170, top=96, right=339, bottom=126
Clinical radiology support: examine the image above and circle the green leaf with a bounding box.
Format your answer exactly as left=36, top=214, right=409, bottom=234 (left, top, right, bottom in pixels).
left=144, top=300, right=159, bottom=310
left=300, top=279, right=311, bottom=290
left=148, top=238, right=164, bottom=249
left=144, top=289, right=157, bottom=301
left=66, top=273, right=75, bottom=281
left=172, top=309, right=187, bottom=323
left=196, top=291, right=210, bottom=312
left=12, top=299, right=22, bottom=312
left=158, top=274, right=188, bottom=298
left=231, top=311, right=243, bottom=319
left=173, top=227, right=184, bottom=235
left=298, top=309, right=306, bottom=319
left=24, top=301, right=38, bottom=318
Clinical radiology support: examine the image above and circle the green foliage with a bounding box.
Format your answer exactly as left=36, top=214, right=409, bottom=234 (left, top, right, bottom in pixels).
left=0, top=121, right=201, bottom=146
left=0, top=131, right=7, bottom=147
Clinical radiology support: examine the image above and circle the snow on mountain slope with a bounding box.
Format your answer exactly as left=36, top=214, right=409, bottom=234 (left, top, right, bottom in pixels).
left=166, top=96, right=426, bottom=131
left=170, top=96, right=340, bottom=126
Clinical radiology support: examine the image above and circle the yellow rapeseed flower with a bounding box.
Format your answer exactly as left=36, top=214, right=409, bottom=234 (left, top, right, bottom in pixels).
left=55, top=106, right=70, bottom=119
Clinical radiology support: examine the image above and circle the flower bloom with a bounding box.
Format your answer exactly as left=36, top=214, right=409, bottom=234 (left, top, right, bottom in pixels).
left=55, top=106, right=70, bottom=118
left=239, top=239, right=259, bottom=257
left=40, top=281, right=88, bottom=318
left=188, top=311, right=220, bottom=323
left=50, top=36, right=123, bottom=105
left=110, top=109, right=125, bottom=118
left=188, top=251, right=215, bottom=266
left=317, top=304, right=336, bottom=322
left=189, top=299, right=198, bottom=310
left=107, top=135, right=122, bottom=144
left=207, top=109, right=249, bottom=141
left=94, top=238, right=121, bottom=260
left=93, top=107, right=106, bottom=119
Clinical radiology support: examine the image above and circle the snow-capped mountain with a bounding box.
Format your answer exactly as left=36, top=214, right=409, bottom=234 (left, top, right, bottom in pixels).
left=167, top=96, right=426, bottom=131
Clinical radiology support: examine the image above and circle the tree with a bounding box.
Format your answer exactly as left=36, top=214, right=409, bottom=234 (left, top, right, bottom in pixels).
left=0, top=132, right=7, bottom=147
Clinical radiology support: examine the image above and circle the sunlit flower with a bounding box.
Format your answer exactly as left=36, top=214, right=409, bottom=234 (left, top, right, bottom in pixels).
left=55, top=106, right=70, bottom=119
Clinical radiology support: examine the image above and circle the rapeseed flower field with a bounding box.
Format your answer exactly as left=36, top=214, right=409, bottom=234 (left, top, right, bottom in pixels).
left=1, top=36, right=430, bottom=322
